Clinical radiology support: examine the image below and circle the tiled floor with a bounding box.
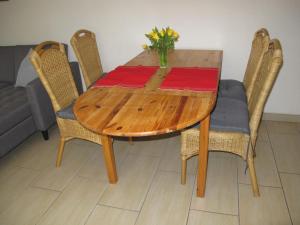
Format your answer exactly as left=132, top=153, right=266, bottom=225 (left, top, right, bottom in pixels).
left=0, top=120, right=299, bottom=225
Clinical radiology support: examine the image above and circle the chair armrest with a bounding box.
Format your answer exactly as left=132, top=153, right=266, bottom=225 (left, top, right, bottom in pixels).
left=26, top=78, right=56, bottom=131
left=69, top=61, right=83, bottom=94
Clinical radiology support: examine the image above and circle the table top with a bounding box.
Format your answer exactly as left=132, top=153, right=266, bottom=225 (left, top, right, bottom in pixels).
left=74, top=49, right=222, bottom=137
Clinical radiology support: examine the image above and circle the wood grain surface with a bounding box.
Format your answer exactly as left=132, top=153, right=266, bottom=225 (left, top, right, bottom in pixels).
left=74, top=49, right=222, bottom=137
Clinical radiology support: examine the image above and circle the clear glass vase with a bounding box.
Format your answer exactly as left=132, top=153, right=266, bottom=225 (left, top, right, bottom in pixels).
left=158, top=48, right=168, bottom=68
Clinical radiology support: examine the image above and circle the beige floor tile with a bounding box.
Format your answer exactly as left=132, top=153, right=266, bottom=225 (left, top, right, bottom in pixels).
left=37, top=176, right=107, bottom=225
left=11, top=136, right=57, bottom=171
left=269, top=133, right=300, bottom=174
left=0, top=168, right=39, bottom=213
left=159, top=135, right=198, bottom=175
left=266, top=121, right=299, bottom=134
left=209, top=151, right=239, bottom=159
left=238, top=141, right=281, bottom=187
left=0, top=156, right=19, bottom=181
left=32, top=141, right=95, bottom=191
left=128, top=135, right=174, bottom=157
left=78, top=140, right=129, bottom=181
left=239, top=184, right=292, bottom=225
left=280, top=173, right=300, bottom=225
left=85, top=205, right=138, bottom=225
left=136, top=171, right=194, bottom=225
left=257, top=120, right=269, bottom=142
left=0, top=187, right=59, bottom=225
left=191, top=157, right=238, bottom=215
left=187, top=210, right=239, bottom=225
left=297, top=122, right=300, bottom=132
left=99, top=154, right=160, bottom=211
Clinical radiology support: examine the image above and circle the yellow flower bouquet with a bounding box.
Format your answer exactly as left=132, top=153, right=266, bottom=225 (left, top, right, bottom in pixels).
left=143, top=27, right=179, bottom=68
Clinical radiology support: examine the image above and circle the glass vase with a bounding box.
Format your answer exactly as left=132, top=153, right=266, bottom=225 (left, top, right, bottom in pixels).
left=158, top=48, right=168, bottom=68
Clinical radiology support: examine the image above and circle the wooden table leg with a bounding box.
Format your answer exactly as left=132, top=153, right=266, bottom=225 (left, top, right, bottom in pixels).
left=197, top=114, right=210, bottom=197
left=101, top=135, right=118, bottom=183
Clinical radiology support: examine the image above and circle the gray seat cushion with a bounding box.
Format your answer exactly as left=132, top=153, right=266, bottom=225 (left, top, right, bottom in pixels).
left=192, top=96, right=250, bottom=134
left=0, top=85, right=32, bottom=135
left=211, top=97, right=250, bottom=134
left=56, top=102, right=76, bottom=120
left=218, top=79, right=247, bottom=103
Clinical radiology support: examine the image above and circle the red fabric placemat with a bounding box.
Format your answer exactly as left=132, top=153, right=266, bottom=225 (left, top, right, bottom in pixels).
left=93, top=66, right=158, bottom=88
left=160, top=67, right=219, bottom=91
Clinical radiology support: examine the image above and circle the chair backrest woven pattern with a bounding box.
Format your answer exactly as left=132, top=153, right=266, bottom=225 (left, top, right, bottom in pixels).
left=71, top=29, right=103, bottom=88
left=30, top=41, right=79, bottom=112
left=248, top=39, right=283, bottom=146
left=243, top=28, right=270, bottom=101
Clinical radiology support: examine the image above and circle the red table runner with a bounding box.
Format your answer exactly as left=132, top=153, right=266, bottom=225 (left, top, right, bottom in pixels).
left=160, top=67, right=219, bottom=91
left=93, top=66, right=158, bottom=88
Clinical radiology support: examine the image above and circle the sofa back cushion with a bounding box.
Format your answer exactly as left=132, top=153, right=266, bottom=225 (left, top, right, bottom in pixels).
left=14, top=44, right=69, bottom=83
left=14, top=45, right=36, bottom=79
left=0, top=46, right=15, bottom=84
left=15, top=49, right=39, bottom=87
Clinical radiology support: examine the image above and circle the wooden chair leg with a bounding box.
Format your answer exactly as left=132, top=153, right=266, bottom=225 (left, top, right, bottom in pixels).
left=247, top=156, right=260, bottom=197
left=181, top=157, right=187, bottom=185
left=56, top=137, right=65, bottom=167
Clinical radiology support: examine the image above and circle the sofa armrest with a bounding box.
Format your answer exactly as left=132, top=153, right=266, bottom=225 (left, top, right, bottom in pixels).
left=69, top=61, right=83, bottom=94
left=26, top=78, right=56, bottom=131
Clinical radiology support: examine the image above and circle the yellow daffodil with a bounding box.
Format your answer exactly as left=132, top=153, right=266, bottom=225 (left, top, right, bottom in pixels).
left=152, top=33, right=159, bottom=41
left=167, top=29, right=173, bottom=36
left=144, top=26, right=179, bottom=67
left=173, top=32, right=179, bottom=38
left=148, top=31, right=155, bottom=37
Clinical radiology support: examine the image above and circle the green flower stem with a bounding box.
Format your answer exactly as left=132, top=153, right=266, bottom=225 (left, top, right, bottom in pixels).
left=159, top=48, right=168, bottom=68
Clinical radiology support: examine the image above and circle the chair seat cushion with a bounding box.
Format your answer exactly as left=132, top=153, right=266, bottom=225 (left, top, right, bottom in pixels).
left=0, top=85, right=32, bottom=134
left=211, top=97, right=250, bottom=134
left=192, top=96, right=250, bottom=134
left=218, top=79, right=247, bottom=103
left=56, top=102, right=76, bottom=120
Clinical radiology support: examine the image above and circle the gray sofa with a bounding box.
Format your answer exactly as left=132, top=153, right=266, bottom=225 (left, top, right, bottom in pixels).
left=0, top=45, right=83, bottom=157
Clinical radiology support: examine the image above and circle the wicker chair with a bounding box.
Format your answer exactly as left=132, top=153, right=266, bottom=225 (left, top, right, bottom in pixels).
left=181, top=39, right=283, bottom=196
left=71, top=29, right=134, bottom=144
left=219, top=28, right=270, bottom=102
left=30, top=41, right=102, bottom=167
left=71, top=29, right=104, bottom=88
left=243, top=28, right=270, bottom=100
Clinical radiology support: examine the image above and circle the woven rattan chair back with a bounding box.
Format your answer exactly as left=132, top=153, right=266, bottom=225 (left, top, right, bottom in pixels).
left=71, top=29, right=103, bottom=88
left=248, top=39, right=283, bottom=147
left=30, top=41, right=79, bottom=112
left=243, top=28, right=270, bottom=100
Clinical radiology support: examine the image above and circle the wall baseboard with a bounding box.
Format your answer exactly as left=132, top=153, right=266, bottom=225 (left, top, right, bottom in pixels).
left=263, top=113, right=300, bottom=122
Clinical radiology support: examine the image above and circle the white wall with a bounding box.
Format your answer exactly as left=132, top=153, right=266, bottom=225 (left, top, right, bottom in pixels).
left=1, top=0, right=299, bottom=114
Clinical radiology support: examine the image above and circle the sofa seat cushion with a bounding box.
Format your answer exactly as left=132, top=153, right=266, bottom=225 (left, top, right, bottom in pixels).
left=192, top=96, right=250, bottom=134
left=56, top=102, right=76, bottom=120
left=218, top=79, right=247, bottom=103
left=0, top=85, right=32, bottom=135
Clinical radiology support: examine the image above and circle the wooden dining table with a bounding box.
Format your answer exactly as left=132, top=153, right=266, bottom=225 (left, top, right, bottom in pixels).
left=73, top=49, right=222, bottom=197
